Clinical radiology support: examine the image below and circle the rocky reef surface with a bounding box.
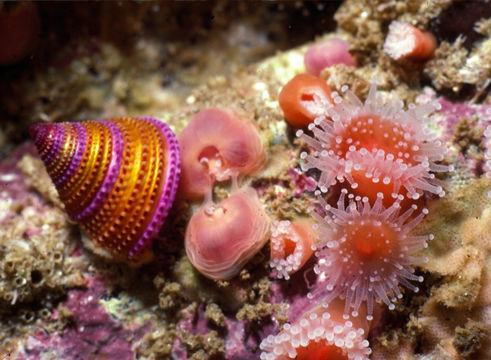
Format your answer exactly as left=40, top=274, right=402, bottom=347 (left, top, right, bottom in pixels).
left=0, top=1, right=489, bottom=359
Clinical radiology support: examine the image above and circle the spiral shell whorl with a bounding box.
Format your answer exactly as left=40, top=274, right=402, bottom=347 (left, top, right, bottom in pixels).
left=30, top=117, right=181, bottom=261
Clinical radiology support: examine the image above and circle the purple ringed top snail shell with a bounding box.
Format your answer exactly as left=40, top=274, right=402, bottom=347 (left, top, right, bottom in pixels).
left=30, top=117, right=181, bottom=263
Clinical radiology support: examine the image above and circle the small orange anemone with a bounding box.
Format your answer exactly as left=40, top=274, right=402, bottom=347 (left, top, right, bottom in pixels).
left=278, top=74, right=332, bottom=128
left=383, top=21, right=436, bottom=61
left=178, top=108, right=266, bottom=201
left=185, top=187, right=270, bottom=280
left=270, top=219, right=316, bottom=280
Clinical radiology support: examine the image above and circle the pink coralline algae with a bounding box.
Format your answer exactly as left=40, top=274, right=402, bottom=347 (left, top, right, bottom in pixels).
left=21, top=275, right=148, bottom=360
left=308, top=189, right=431, bottom=319
left=304, top=37, right=356, bottom=77
left=185, top=186, right=270, bottom=280
left=421, top=91, right=491, bottom=178
left=297, top=82, right=453, bottom=206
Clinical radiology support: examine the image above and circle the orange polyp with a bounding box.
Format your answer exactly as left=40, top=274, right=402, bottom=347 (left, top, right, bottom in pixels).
left=282, top=238, right=297, bottom=257
left=350, top=222, right=393, bottom=259
left=410, top=28, right=436, bottom=60
left=259, top=300, right=371, bottom=360
left=334, top=115, right=419, bottom=167
left=349, top=170, right=424, bottom=210
left=296, top=341, right=347, bottom=360
left=383, top=21, right=436, bottom=61
left=270, top=219, right=316, bottom=280
left=278, top=74, right=332, bottom=128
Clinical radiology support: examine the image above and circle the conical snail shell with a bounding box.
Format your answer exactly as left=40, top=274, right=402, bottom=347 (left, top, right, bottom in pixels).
left=30, top=117, right=181, bottom=262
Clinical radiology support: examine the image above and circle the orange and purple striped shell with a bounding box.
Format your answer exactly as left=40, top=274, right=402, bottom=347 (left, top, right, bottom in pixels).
left=30, top=117, right=181, bottom=262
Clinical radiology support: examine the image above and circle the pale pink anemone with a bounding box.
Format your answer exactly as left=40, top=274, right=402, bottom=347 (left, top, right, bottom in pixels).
left=178, top=108, right=266, bottom=201
left=260, top=300, right=371, bottom=360
left=307, top=189, right=432, bottom=320
left=297, top=82, right=453, bottom=202
left=185, top=187, right=270, bottom=280
left=304, top=37, right=356, bottom=77
left=269, top=219, right=316, bottom=280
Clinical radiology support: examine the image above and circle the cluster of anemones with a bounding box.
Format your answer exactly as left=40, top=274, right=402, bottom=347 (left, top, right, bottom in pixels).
left=296, top=81, right=452, bottom=319
left=266, top=38, right=357, bottom=281
left=179, top=107, right=270, bottom=281
left=262, top=43, right=452, bottom=357
left=277, top=70, right=453, bottom=318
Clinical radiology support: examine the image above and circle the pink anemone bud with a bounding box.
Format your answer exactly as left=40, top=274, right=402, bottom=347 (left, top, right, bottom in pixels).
left=260, top=300, right=371, bottom=360
left=304, top=37, right=356, bottom=76
left=383, top=21, right=436, bottom=61
left=308, top=189, right=432, bottom=320
left=185, top=187, right=270, bottom=280
left=178, top=108, right=266, bottom=201
left=269, top=219, right=316, bottom=280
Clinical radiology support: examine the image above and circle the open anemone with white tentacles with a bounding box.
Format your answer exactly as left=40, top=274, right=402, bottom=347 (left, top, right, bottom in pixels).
left=297, top=82, right=453, bottom=207
left=307, top=189, right=432, bottom=320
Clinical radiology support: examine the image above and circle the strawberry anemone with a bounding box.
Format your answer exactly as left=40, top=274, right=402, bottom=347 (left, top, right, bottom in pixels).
left=260, top=300, right=371, bottom=360
left=297, top=83, right=453, bottom=207
left=383, top=21, right=436, bottom=61
left=308, top=189, right=432, bottom=319
left=270, top=219, right=317, bottom=280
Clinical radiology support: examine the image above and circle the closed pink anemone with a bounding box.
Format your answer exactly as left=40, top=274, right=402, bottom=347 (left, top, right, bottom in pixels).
left=185, top=187, right=270, bottom=280
left=304, top=37, right=356, bottom=77
left=270, top=219, right=317, bottom=280
left=178, top=108, right=266, bottom=200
